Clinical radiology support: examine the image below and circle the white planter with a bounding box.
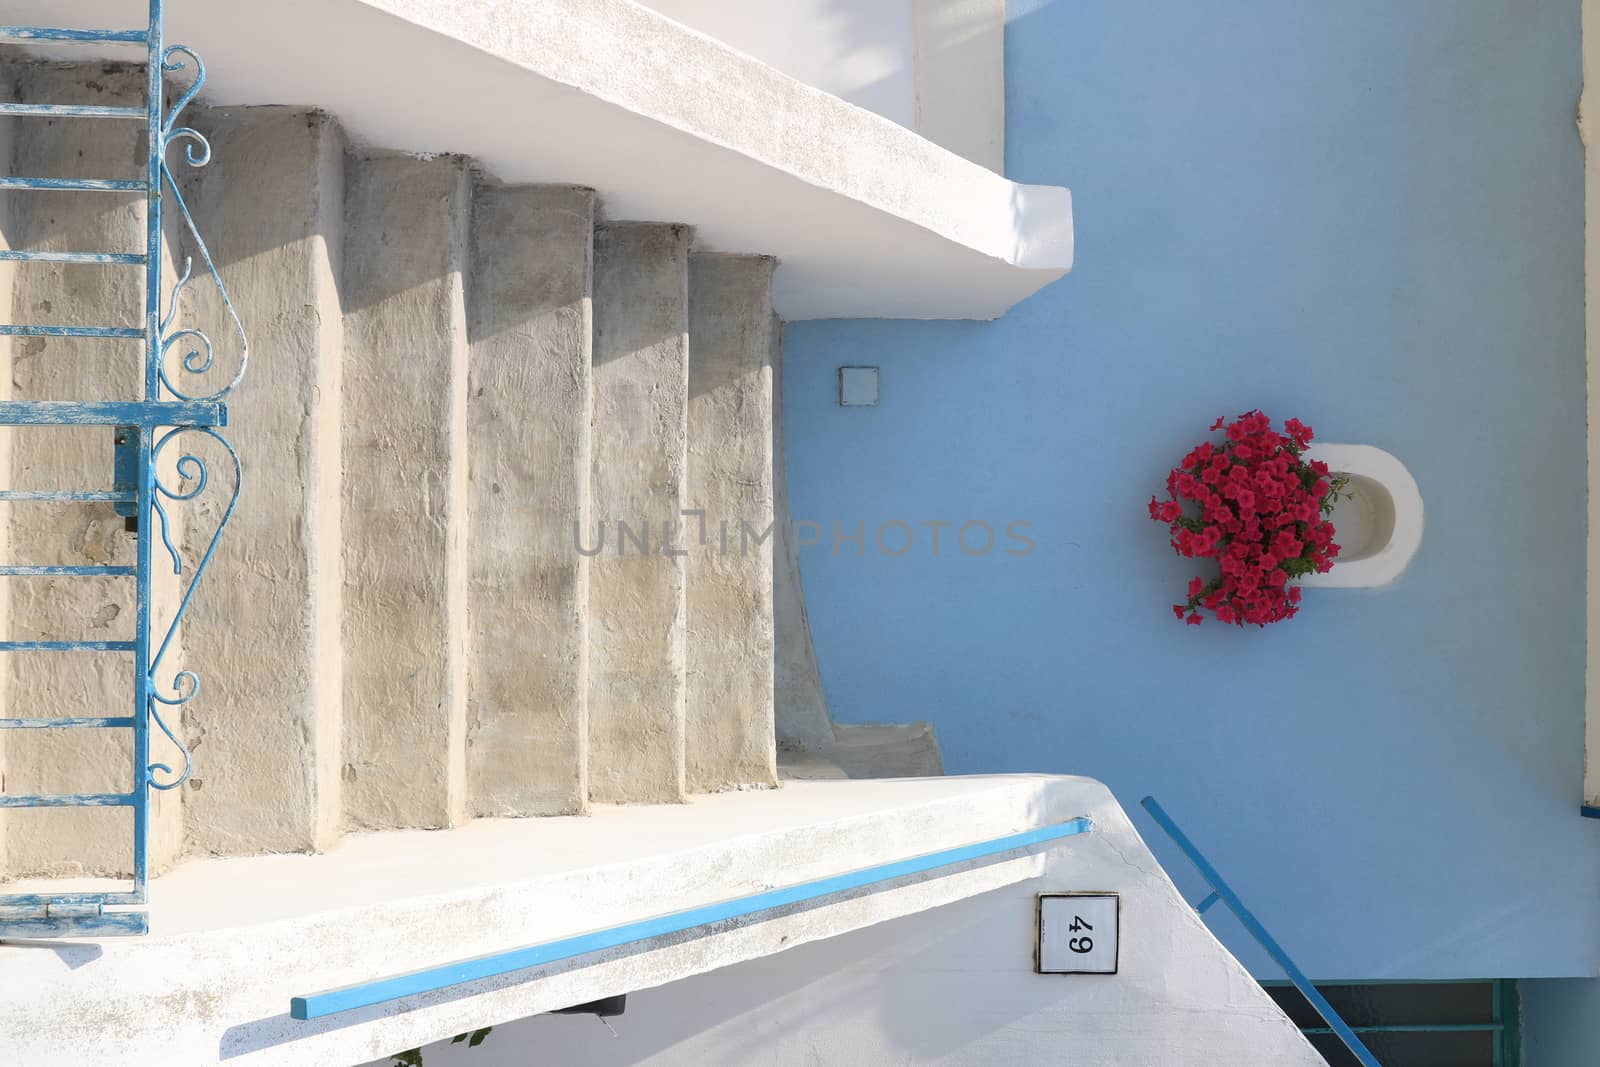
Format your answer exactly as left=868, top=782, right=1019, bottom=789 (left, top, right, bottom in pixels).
left=1297, top=444, right=1422, bottom=589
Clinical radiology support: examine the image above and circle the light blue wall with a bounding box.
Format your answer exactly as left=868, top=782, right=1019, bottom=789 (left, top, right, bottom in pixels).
left=781, top=0, right=1597, bottom=980
left=1522, top=978, right=1600, bottom=1065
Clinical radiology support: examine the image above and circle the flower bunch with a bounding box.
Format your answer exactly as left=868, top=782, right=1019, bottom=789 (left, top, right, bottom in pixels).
left=1149, top=411, right=1345, bottom=626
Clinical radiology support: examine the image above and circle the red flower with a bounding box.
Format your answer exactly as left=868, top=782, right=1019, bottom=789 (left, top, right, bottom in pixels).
left=1149, top=412, right=1345, bottom=627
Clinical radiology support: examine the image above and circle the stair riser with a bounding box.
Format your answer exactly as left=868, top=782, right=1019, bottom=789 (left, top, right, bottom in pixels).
left=341, top=153, right=472, bottom=831
left=686, top=254, right=777, bottom=792
left=0, top=62, right=182, bottom=878
left=588, top=223, right=691, bottom=804
left=466, top=184, right=594, bottom=817
left=178, top=106, right=346, bottom=855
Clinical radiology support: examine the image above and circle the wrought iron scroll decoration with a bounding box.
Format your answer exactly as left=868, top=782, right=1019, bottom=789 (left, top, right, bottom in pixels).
left=144, top=43, right=248, bottom=791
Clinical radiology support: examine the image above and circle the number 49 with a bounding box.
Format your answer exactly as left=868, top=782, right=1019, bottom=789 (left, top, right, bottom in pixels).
left=1069, top=915, right=1093, bottom=954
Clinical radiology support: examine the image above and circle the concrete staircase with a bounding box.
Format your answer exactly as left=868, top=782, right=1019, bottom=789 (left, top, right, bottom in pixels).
left=0, top=61, right=792, bottom=875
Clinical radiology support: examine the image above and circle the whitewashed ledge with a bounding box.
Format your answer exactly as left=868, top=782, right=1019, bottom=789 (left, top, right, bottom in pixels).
left=5, top=0, right=1074, bottom=320
left=0, top=776, right=1099, bottom=1065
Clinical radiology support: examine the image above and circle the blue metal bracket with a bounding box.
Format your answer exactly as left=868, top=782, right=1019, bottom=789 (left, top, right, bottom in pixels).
left=0, top=0, right=247, bottom=939
left=1140, top=797, right=1381, bottom=1067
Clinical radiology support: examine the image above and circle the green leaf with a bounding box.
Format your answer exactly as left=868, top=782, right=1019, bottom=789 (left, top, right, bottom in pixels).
left=393, top=1050, right=424, bottom=1067
left=468, top=1028, right=493, bottom=1048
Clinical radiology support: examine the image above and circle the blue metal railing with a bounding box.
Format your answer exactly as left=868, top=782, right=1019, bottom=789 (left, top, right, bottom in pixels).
left=290, top=816, right=1095, bottom=1021
left=1140, top=796, right=1380, bottom=1067
left=0, top=0, right=246, bottom=939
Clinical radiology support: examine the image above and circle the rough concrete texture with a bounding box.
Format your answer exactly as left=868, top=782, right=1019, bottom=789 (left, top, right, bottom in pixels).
left=0, top=61, right=183, bottom=878
left=341, top=152, right=471, bottom=830
left=176, top=107, right=346, bottom=855
left=685, top=254, right=777, bottom=792
left=466, top=183, right=593, bottom=817
left=769, top=320, right=943, bottom=779
left=588, top=222, right=690, bottom=803
left=0, top=776, right=1317, bottom=1066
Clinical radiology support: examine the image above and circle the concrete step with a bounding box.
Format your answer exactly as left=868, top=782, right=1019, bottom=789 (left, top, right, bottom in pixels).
left=685, top=253, right=778, bottom=793
left=0, top=60, right=183, bottom=879
left=340, top=152, right=472, bottom=831
left=465, top=182, right=595, bottom=817
left=176, top=106, right=347, bottom=856
left=587, top=222, right=692, bottom=804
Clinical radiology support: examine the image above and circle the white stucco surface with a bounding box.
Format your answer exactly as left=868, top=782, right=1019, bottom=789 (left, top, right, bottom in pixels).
left=383, top=783, right=1323, bottom=1067
left=639, top=0, right=917, bottom=129
left=0, top=776, right=1312, bottom=1066
left=1, top=0, right=1073, bottom=319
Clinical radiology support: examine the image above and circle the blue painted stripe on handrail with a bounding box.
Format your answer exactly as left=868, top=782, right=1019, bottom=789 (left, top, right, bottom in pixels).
left=0, top=565, right=135, bottom=576
left=0, top=641, right=135, bottom=652
left=1581, top=805, right=1600, bottom=819
left=0, top=325, right=142, bottom=339
left=0, top=911, right=148, bottom=938
left=0, top=490, right=134, bottom=502
left=291, top=816, right=1094, bottom=1020
left=0, top=250, right=144, bottom=264
left=0, top=400, right=226, bottom=427
left=0, top=792, right=134, bottom=807
left=0, top=27, right=146, bottom=43
left=0, top=717, right=135, bottom=729
left=0, top=104, right=145, bottom=120
left=1140, top=797, right=1381, bottom=1067
left=0, top=890, right=142, bottom=907
left=0, top=177, right=144, bottom=192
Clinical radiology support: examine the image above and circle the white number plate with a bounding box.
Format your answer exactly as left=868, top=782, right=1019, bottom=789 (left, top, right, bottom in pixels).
left=1037, top=892, right=1119, bottom=974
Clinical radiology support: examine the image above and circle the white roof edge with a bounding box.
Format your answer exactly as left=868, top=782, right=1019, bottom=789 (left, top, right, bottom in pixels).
left=361, top=0, right=1075, bottom=273
left=2, top=0, right=1074, bottom=319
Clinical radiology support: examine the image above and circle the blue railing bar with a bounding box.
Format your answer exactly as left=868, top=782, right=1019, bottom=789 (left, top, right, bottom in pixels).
left=0, top=325, right=143, bottom=339
left=0, top=565, right=135, bottom=576
left=0, top=250, right=144, bottom=265
left=0, top=792, right=135, bottom=808
left=0, top=911, right=148, bottom=938
left=0, top=890, right=142, bottom=907
left=291, top=816, right=1095, bottom=1020
left=0, top=641, right=136, bottom=652
left=1140, top=797, right=1381, bottom=1067
left=0, top=177, right=144, bottom=192
left=0, top=103, right=146, bottom=120
left=0, top=490, right=134, bottom=502
left=0, top=400, right=227, bottom=428
left=0, top=27, right=147, bottom=43
left=0, top=716, right=135, bottom=728
left=1195, top=890, right=1220, bottom=914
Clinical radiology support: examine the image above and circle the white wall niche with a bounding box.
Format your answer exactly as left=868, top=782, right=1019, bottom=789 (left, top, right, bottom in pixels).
left=1297, top=444, right=1422, bottom=589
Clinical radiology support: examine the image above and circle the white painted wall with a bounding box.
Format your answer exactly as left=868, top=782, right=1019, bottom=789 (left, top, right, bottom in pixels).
left=378, top=788, right=1320, bottom=1067
left=639, top=0, right=919, bottom=129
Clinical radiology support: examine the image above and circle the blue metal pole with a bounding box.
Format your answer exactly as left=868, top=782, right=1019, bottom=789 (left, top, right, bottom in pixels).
left=1140, top=796, right=1382, bottom=1067
left=131, top=0, right=165, bottom=905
